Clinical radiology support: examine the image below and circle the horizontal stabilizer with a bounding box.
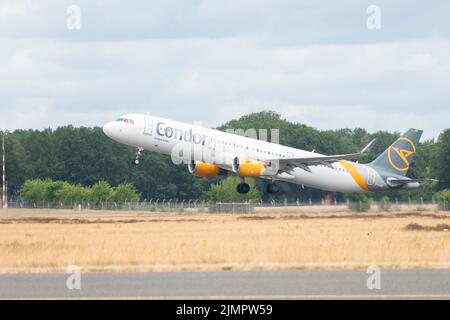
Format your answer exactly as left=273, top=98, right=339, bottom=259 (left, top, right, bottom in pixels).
left=386, top=177, right=438, bottom=186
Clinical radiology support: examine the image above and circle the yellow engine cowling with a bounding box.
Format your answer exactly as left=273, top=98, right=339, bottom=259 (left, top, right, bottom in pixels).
left=188, top=161, right=225, bottom=177
left=232, top=157, right=273, bottom=177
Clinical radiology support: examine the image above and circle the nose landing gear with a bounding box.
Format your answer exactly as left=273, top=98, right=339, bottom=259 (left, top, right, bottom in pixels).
left=132, top=147, right=144, bottom=166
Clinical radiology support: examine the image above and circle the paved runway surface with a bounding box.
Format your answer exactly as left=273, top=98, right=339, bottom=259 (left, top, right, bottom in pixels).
left=1, top=269, right=450, bottom=299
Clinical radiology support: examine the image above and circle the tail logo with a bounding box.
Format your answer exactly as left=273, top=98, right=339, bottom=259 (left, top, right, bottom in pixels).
left=387, top=137, right=416, bottom=172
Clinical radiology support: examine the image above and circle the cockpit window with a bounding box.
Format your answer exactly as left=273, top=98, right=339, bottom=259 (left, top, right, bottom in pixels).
left=116, top=117, right=135, bottom=124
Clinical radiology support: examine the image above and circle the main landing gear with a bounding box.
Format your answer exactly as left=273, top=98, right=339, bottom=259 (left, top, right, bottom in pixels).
left=236, top=180, right=280, bottom=194
left=236, top=182, right=250, bottom=194
left=132, top=147, right=144, bottom=166
left=266, top=182, right=279, bottom=194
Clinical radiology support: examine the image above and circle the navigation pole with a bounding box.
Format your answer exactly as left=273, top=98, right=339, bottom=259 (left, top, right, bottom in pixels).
left=2, top=132, right=6, bottom=209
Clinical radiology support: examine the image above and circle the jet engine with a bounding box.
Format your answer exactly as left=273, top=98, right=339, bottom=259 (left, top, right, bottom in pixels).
left=188, top=160, right=226, bottom=177
left=231, top=157, right=277, bottom=177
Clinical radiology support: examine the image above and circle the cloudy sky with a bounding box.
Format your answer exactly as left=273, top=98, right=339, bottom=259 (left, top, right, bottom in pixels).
left=1, top=1, right=449, bottom=139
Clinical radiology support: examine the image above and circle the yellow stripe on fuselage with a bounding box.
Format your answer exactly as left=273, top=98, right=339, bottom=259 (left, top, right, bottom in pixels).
left=339, top=160, right=369, bottom=192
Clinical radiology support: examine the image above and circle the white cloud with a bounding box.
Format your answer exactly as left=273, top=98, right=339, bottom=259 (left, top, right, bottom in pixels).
left=1, top=36, right=450, bottom=137
left=277, top=104, right=447, bottom=140
left=0, top=1, right=34, bottom=18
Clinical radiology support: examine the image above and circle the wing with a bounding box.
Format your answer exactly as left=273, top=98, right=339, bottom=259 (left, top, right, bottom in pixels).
left=267, top=139, right=376, bottom=173
left=386, top=177, right=438, bottom=186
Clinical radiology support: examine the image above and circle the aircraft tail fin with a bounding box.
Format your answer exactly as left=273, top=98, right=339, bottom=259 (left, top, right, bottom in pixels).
left=369, top=129, right=423, bottom=176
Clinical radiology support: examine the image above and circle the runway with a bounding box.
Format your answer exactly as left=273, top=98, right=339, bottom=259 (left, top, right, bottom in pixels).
left=1, top=269, right=450, bottom=299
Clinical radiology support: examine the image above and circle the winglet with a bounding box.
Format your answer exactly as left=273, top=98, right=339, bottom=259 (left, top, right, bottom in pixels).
left=361, top=138, right=376, bottom=154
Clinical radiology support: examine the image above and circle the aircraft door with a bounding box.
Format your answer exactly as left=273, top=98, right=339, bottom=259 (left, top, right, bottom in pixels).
left=203, top=134, right=217, bottom=164
left=144, top=117, right=153, bottom=135
left=366, top=167, right=376, bottom=186
left=144, top=117, right=158, bottom=147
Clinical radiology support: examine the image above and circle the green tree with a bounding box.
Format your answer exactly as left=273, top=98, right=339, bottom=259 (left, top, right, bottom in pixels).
left=55, top=182, right=91, bottom=203
left=434, top=189, right=450, bottom=211
left=20, top=180, right=45, bottom=203
left=112, top=183, right=140, bottom=204
left=433, top=130, right=450, bottom=189
left=434, top=189, right=450, bottom=201
left=89, top=181, right=114, bottom=205
left=19, top=179, right=63, bottom=203
left=345, top=193, right=372, bottom=212
left=4, top=111, right=449, bottom=203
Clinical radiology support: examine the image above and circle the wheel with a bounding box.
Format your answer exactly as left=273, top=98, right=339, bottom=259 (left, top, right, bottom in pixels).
left=266, top=182, right=279, bottom=194
left=132, top=159, right=140, bottom=165
left=237, top=182, right=250, bottom=194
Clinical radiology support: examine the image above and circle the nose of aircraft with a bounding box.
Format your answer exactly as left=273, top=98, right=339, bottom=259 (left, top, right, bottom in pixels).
left=102, top=122, right=115, bottom=138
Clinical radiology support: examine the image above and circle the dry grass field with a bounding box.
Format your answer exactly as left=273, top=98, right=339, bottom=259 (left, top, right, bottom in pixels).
left=0, top=209, right=449, bottom=273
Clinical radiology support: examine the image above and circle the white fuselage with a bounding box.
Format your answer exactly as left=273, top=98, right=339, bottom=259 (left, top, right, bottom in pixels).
left=103, top=114, right=390, bottom=193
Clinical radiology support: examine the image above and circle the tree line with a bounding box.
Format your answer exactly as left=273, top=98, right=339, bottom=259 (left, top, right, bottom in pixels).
left=2, top=111, right=449, bottom=202
left=19, top=179, right=140, bottom=206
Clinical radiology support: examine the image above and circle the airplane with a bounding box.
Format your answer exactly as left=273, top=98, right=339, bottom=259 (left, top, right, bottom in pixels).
left=103, top=114, right=431, bottom=194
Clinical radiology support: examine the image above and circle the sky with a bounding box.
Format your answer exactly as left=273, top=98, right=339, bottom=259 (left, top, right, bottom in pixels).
left=1, top=0, right=449, bottom=140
